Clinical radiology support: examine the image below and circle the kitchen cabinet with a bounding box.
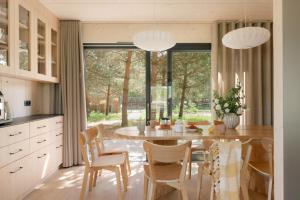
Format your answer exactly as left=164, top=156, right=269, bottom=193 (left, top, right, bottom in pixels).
left=0, top=0, right=14, bottom=75
left=0, top=0, right=59, bottom=83
left=0, top=115, right=63, bottom=200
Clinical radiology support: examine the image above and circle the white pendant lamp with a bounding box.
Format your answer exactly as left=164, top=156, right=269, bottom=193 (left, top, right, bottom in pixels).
left=222, top=26, right=271, bottom=49
left=132, top=0, right=176, bottom=52
left=222, top=0, right=271, bottom=49
left=133, top=30, right=175, bottom=52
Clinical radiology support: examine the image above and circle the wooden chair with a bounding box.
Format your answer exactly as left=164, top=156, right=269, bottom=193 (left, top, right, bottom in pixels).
left=94, top=124, right=131, bottom=176
left=79, top=133, right=127, bottom=200
left=143, top=141, right=192, bottom=200
left=196, top=139, right=253, bottom=200
left=248, top=138, right=273, bottom=200
left=187, top=120, right=211, bottom=179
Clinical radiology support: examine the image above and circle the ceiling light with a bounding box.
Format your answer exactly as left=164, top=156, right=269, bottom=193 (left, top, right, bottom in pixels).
left=222, top=26, right=271, bottom=49
left=133, top=30, right=176, bottom=52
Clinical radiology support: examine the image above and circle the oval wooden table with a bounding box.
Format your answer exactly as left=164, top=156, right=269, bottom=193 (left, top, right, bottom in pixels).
left=114, top=125, right=273, bottom=199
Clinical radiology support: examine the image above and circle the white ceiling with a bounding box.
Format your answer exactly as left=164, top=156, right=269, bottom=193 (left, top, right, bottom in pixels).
left=40, top=0, right=273, bottom=22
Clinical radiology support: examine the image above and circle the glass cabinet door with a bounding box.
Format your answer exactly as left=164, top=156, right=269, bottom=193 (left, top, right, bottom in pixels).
left=19, top=5, right=30, bottom=71
left=0, top=0, right=9, bottom=68
left=51, top=29, right=57, bottom=77
left=37, top=19, right=46, bottom=74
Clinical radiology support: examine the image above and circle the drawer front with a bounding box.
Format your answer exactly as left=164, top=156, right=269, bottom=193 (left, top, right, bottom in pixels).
left=8, top=124, right=30, bottom=146
left=0, top=145, right=10, bottom=168
left=0, top=126, right=12, bottom=148
left=30, top=119, right=51, bottom=137
left=49, top=128, right=63, bottom=145
left=30, top=133, right=50, bottom=153
left=55, top=140, right=63, bottom=167
left=32, top=147, right=51, bottom=181
left=8, top=140, right=30, bottom=164
left=52, top=116, right=63, bottom=130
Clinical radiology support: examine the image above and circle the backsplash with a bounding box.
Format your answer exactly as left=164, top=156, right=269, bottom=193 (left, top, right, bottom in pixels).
left=0, top=76, right=53, bottom=118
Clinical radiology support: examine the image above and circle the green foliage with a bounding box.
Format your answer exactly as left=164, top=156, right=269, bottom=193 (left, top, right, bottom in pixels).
left=87, top=111, right=121, bottom=122
left=213, top=83, right=246, bottom=119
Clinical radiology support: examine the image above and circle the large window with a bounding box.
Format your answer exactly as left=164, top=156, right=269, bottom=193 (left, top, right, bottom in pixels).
left=84, top=44, right=211, bottom=126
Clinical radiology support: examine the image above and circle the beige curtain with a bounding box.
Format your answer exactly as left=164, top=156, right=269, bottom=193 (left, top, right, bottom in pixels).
left=60, top=20, right=87, bottom=167
left=213, top=21, right=273, bottom=125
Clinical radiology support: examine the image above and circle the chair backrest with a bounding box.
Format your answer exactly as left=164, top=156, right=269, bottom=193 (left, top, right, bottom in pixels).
left=79, top=133, right=90, bottom=168
left=85, top=126, right=99, bottom=161
left=143, top=141, right=191, bottom=181
left=261, top=138, right=273, bottom=175
left=96, top=124, right=105, bottom=154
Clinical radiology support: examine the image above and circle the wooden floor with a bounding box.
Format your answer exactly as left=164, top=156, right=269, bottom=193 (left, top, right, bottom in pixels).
left=23, top=140, right=267, bottom=200
left=24, top=162, right=211, bottom=200
left=24, top=140, right=213, bottom=200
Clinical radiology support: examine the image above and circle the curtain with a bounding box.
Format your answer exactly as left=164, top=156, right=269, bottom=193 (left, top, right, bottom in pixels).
left=60, top=20, right=87, bottom=167
left=212, top=21, right=273, bottom=125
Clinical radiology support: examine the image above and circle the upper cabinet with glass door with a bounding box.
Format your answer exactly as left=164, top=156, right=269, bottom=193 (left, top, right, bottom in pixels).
left=18, top=5, right=31, bottom=73
left=0, top=0, right=13, bottom=74
left=51, top=29, right=58, bottom=80
left=37, top=19, right=46, bottom=75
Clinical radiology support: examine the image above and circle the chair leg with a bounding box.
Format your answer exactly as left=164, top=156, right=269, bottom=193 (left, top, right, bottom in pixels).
left=181, top=186, right=189, bottom=200
left=267, top=177, right=273, bottom=200
left=125, top=152, right=131, bottom=175
left=143, top=175, right=148, bottom=200
left=80, top=167, right=89, bottom=200
left=115, top=167, right=123, bottom=200
left=196, top=164, right=203, bottom=200
left=93, top=169, right=98, bottom=187
left=89, top=168, right=94, bottom=192
left=149, top=182, right=156, bottom=200
left=120, top=164, right=128, bottom=191
left=188, top=151, right=192, bottom=179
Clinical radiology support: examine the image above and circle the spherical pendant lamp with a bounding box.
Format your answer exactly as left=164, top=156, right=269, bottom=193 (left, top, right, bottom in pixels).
left=133, top=30, right=176, bottom=52
left=222, top=26, right=271, bottom=49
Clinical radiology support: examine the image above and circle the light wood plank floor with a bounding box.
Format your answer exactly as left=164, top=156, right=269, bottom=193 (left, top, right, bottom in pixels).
left=24, top=140, right=212, bottom=200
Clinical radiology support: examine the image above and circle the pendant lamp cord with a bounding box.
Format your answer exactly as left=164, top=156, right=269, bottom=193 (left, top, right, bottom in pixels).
left=243, top=0, right=247, bottom=27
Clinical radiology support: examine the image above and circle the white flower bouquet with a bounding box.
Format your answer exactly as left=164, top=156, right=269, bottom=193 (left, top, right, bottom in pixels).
left=213, top=83, right=246, bottom=119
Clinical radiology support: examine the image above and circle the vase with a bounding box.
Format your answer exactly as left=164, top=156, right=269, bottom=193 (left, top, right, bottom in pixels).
left=223, top=113, right=240, bottom=129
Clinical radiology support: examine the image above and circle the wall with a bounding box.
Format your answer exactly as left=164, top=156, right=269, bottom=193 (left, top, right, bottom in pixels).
left=0, top=76, right=52, bottom=118
left=274, top=0, right=300, bottom=199
left=82, top=23, right=212, bottom=43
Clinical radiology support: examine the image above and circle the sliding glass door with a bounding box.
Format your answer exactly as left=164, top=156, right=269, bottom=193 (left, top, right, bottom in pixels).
left=84, top=43, right=211, bottom=126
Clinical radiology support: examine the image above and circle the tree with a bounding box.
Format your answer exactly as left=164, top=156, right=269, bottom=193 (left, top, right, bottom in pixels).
left=121, top=51, right=132, bottom=126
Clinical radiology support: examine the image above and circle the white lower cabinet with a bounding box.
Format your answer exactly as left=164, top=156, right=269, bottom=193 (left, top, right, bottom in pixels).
left=0, top=155, right=32, bottom=200
left=0, top=116, right=63, bottom=200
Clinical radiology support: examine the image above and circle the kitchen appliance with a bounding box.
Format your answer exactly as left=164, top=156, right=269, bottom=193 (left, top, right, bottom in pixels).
left=0, top=91, right=12, bottom=124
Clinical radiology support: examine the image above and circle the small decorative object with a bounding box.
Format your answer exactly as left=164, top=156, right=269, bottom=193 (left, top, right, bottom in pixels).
left=213, top=83, right=246, bottom=129
left=137, top=120, right=145, bottom=134
left=149, top=120, right=156, bottom=129
left=174, top=119, right=184, bottom=133
left=159, top=117, right=171, bottom=130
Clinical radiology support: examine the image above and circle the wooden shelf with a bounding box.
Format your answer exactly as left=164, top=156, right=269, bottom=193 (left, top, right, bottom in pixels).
left=19, top=22, right=29, bottom=30
left=51, top=42, right=57, bottom=46
left=38, top=55, right=45, bottom=60
left=19, top=48, right=28, bottom=53
left=0, top=44, right=8, bottom=50
left=0, top=40, right=7, bottom=45
left=38, top=33, right=45, bottom=40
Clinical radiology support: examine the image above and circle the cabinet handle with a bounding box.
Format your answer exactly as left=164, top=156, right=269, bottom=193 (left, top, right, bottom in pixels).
left=37, top=125, right=47, bottom=129
left=9, top=131, right=22, bottom=137
left=37, top=139, right=47, bottom=144
left=56, top=145, right=63, bottom=149
left=56, top=133, right=63, bottom=136
left=10, top=167, right=23, bottom=174
left=10, top=149, right=23, bottom=155
left=37, top=153, right=47, bottom=159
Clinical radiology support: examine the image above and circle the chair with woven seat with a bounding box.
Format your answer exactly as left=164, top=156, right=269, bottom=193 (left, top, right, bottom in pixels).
left=248, top=138, right=273, bottom=200
left=79, top=133, right=128, bottom=200
left=143, top=141, right=192, bottom=200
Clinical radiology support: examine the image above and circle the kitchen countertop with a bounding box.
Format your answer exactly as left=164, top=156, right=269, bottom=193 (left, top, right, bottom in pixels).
left=0, top=114, right=63, bottom=128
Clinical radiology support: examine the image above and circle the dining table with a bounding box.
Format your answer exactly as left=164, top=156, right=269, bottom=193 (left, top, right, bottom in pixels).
left=114, top=125, right=273, bottom=199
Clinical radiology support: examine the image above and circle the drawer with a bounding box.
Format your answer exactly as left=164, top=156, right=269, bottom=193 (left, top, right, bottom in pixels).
left=0, top=123, right=30, bottom=148
left=0, top=145, right=10, bottom=168
left=30, top=133, right=50, bottom=153
left=49, top=128, right=63, bottom=144
left=52, top=116, right=63, bottom=130
left=30, top=119, right=51, bottom=137
left=8, top=140, right=30, bottom=164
